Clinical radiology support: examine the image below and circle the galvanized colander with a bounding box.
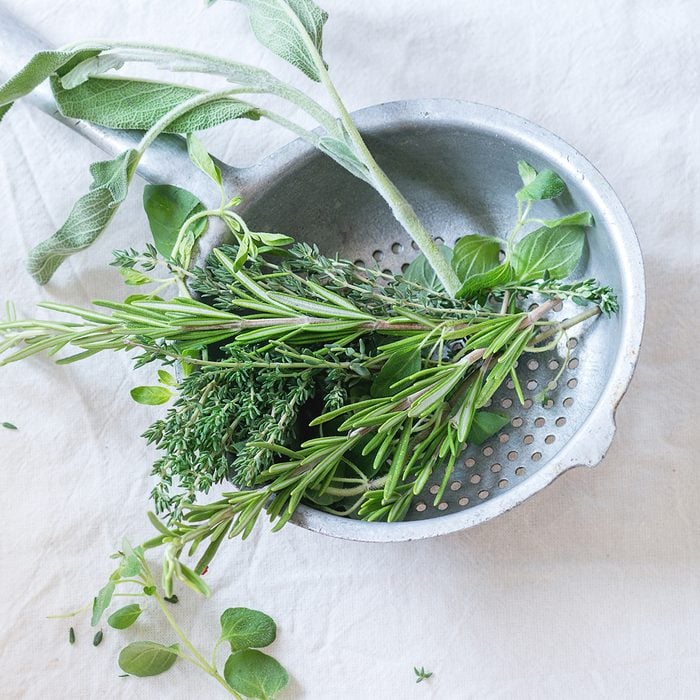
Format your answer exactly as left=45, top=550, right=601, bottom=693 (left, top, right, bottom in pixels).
left=1, top=14, right=645, bottom=543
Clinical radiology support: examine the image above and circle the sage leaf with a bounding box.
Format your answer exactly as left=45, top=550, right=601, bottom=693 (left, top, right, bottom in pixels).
left=541, top=211, right=593, bottom=228
left=130, top=386, right=172, bottom=405
left=0, top=48, right=102, bottom=121
left=108, top=604, right=142, bottom=630
left=451, top=234, right=501, bottom=283
left=118, top=641, right=179, bottom=677
left=91, top=582, right=115, bottom=626
left=404, top=244, right=453, bottom=293
left=143, top=185, right=206, bottom=258
left=371, top=347, right=421, bottom=398
left=455, top=262, right=512, bottom=299
left=517, top=160, right=537, bottom=186
left=223, top=649, right=289, bottom=700
left=220, top=608, right=277, bottom=651
left=186, top=133, right=222, bottom=186
left=317, top=135, right=371, bottom=184
left=468, top=410, right=510, bottom=445
left=231, top=0, right=329, bottom=81
left=27, top=150, right=139, bottom=284
left=512, top=225, right=585, bottom=281
left=52, top=76, right=259, bottom=133
left=516, top=169, right=566, bottom=201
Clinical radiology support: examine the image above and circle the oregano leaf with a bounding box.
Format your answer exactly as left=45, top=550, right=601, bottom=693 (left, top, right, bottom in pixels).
left=371, top=346, right=422, bottom=398
left=517, top=160, right=537, bottom=186
left=468, top=410, right=510, bottom=445
left=27, top=150, right=139, bottom=284
left=130, top=386, right=172, bottom=405
left=108, top=604, right=142, bottom=630
left=118, top=642, right=179, bottom=677
left=455, top=262, right=512, bottom=299
left=404, top=244, right=453, bottom=293
left=541, top=211, right=593, bottom=228
left=220, top=608, right=277, bottom=651
left=142, top=185, right=205, bottom=258
left=223, top=649, right=289, bottom=700
left=451, top=234, right=501, bottom=283
left=516, top=169, right=566, bottom=201
left=91, top=582, right=115, bottom=626
left=512, top=225, right=585, bottom=280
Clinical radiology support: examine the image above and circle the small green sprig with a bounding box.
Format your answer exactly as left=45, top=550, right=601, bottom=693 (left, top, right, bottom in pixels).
left=70, top=542, right=289, bottom=699
left=414, top=666, right=433, bottom=683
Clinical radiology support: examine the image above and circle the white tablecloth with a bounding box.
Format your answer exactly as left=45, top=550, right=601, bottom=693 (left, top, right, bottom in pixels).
left=1, top=1, right=699, bottom=698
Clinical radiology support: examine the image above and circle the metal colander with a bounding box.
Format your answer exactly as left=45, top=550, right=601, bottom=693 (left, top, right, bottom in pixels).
left=1, top=16, right=645, bottom=544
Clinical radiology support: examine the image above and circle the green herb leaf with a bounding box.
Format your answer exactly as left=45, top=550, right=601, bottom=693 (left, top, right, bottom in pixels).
left=118, top=642, right=179, bottom=677
left=541, top=211, right=593, bottom=228
left=2, top=422, right=17, bottom=430
left=118, top=267, right=153, bottom=286
left=455, top=262, right=512, bottom=299
left=404, top=244, right=453, bottom=292
left=512, top=225, right=585, bottom=280
left=143, top=185, right=206, bottom=258
left=317, top=135, right=371, bottom=183
left=0, top=48, right=102, bottom=121
left=52, top=76, right=259, bottom=133
left=108, top=604, right=142, bottom=630
left=91, top=582, right=115, bottom=626
left=516, top=169, right=566, bottom=202
left=93, top=630, right=104, bottom=646
left=231, top=0, right=329, bottom=82
left=157, top=369, right=178, bottom=387
left=223, top=649, right=289, bottom=700
left=468, top=411, right=510, bottom=445
left=517, top=160, right=537, bottom=186
left=130, top=386, right=172, bottom=405
left=371, top=347, right=421, bottom=398
left=187, top=133, right=223, bottom=186
left=451, top=234, right=501, bottom=283
left=68, top=627, right=76, bottom=645
left=27, top=150, right=139, bottom=284
left=220, top=608, right=277, bottom=652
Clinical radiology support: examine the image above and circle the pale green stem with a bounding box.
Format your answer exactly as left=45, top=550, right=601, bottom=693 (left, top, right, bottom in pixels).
left=153, top=593, right=242, bottom=699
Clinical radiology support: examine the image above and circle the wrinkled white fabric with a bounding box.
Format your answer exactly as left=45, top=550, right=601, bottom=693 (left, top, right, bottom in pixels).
left=1, top=0, right=699, bottom=698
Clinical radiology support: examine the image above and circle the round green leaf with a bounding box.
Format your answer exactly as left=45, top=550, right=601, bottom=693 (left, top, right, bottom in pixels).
left=451, top=234, right=501, bottom=283
left=223, top=649, right=289, bottom=700
left=118, top=641, right=178, bottom=677
left=220, top=608, right=277, bottom=652
left=108, top=604, right=142, bottom=630
left=130, top=385, right=172, bottom=406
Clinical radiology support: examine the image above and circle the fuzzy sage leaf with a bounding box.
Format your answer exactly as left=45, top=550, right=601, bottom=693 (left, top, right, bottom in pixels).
left=52, top=76, right=259, bottom=133
left=27, top=150, right=139, bottom=284
left=230, top=0, right=328, bottom=81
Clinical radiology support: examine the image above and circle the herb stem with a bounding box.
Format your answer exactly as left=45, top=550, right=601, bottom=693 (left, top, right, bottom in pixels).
left=153, top=592, right=241, bottom=699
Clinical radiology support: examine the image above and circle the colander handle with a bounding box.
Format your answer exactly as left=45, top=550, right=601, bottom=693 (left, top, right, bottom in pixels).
left=571, top=406, right=617, bottom=470
left=0, top=9, right=242, bottom=208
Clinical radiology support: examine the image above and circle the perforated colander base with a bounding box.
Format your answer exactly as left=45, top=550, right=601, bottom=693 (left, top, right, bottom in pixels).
left=356, top=234, right=588, bottom=521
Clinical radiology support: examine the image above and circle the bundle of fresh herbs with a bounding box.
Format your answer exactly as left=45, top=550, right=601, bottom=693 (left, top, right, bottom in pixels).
left=0, top=0, right=618, bottom=696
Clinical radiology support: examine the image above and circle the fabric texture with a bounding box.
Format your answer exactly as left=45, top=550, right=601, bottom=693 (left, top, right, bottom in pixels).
left=1, top=0, right=699, bottom=697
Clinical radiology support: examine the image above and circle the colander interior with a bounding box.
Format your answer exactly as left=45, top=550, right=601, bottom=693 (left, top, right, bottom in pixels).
left=235, top=101, right=629, bottom=532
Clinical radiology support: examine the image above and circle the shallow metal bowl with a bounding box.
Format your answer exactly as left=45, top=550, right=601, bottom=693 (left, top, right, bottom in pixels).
left=212, top=99, right=645, bottom=541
